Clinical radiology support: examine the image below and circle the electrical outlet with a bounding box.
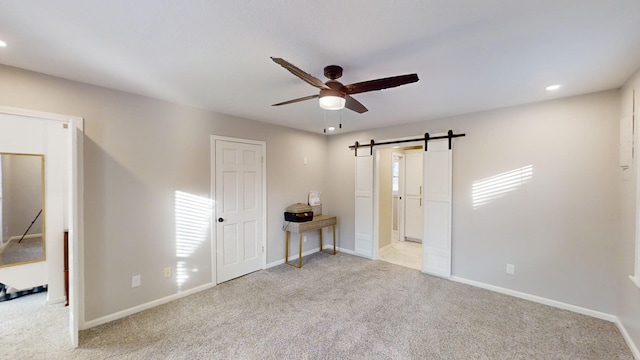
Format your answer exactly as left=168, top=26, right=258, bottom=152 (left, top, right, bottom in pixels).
left=303, top=235, right=307, bottom=243
left=164, top=267, right=172, bottom=279
left=506, top=264, right=515, bottom=275
left=131, top=275, right=141, bottom=288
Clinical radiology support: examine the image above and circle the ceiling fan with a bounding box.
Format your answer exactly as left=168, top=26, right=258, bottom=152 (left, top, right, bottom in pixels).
left=271, top=57, right=419, bottom=113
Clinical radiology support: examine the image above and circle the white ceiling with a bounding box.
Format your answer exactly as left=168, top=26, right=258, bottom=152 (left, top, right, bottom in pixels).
left=1, top=1, right=640, bottom=134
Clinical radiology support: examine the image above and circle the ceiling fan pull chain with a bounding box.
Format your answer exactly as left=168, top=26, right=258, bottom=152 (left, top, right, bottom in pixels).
left=323, top=109, right=327, bottom=133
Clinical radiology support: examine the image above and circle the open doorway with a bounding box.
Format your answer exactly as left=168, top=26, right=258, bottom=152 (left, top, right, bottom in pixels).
left=376, top=146, right=422, bottom=270
left=0, top=107, right=83, bottom=347
left=355, top=133, right=453, bottom=278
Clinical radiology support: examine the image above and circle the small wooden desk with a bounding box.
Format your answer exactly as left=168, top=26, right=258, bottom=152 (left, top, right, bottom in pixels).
left=285, top=215, right=337, bottom=268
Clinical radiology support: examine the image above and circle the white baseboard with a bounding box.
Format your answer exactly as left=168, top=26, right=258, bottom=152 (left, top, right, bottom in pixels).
left=81, top=282, right=215, bottom=330
left=450, top=276, right=616, bottom=322
left=615, top=318, right=640, bottom=360
left=7, top=233, right=42, bottom=242
left=336, top=246, right=355, bottom=255
left=46, top=296, right=66, bottom=305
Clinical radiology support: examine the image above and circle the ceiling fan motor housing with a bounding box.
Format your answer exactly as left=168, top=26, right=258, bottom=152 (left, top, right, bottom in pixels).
left=320, top=80, right=345, bottom=98
left=324, top=65, right=343, bottom=80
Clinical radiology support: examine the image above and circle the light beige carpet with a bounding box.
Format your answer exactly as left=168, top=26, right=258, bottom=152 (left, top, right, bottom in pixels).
left=1, top=252, right=633, bottom=359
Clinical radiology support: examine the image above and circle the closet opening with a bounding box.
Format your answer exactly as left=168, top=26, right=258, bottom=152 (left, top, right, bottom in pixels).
left=376, top=145, right=423, bottom=270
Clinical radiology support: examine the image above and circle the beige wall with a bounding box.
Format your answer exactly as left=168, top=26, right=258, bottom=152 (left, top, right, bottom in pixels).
left=327, top=90, right=620, bottom=314
left=0, top=64, right=327, bottom=321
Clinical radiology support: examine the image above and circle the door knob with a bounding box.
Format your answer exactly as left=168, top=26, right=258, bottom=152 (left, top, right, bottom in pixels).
left=218, top=218, right=224, bottom=223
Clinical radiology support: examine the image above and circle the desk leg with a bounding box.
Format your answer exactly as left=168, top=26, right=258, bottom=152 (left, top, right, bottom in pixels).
left=286, top=231, right=303, bottom=268
left=285, top=231, right=290, bottom=265
left=297, top=233, right=303, bottom=268
left=332, top=224, right=337, bottom=255
left=320, top=225, right=337, bottom=255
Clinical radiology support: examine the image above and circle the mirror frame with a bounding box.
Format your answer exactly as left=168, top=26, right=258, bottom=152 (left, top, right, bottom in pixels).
left=0, top=152, right=46, bottom=268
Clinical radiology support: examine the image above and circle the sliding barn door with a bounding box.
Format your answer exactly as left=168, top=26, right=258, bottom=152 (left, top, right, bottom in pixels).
left=354, top=153, right=374, bottom=259
left=422, top=139, right=453, bottom=277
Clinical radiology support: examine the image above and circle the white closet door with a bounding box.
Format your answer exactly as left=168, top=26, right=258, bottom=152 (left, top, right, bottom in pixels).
left=404, top=197, right=423, bottom=240
left=354, top=153, right=374, bottom=259
left=404, top=150, right=423, bottom=195
left=404, top=149, right=423, bottom=241
left=422, top=139, right=453, bottom=277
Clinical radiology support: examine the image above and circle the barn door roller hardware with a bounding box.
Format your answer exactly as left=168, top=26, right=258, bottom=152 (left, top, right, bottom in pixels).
left=349, top=130, right=465, bottom=156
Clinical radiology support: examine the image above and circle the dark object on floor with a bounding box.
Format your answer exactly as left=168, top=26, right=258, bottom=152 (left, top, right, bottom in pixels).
left=0, top=283, right=47, bottom=302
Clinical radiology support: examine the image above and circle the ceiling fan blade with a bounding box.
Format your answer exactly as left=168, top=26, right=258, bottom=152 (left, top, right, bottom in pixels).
left=272, top=94, right=319, bottom=106
left=271, top=57, right=330, bottom=90
left=343, top=74, right=419, bottom=95
left=345, top=95, right=368, bottom=113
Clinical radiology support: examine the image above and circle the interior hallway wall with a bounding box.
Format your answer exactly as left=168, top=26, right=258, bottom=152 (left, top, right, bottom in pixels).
left=327, top=90, right=620, bottom=314
left=617, top=65, right=640, bottom=350
left=0, top=64, right=327, bottom=322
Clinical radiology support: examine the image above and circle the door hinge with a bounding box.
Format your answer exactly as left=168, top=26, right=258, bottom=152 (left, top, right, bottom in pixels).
left=262, top=246, right=265, bottom=253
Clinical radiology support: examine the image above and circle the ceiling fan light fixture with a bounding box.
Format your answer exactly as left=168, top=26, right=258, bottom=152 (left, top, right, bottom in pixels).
left=319, top=94, right=345, bottom=110
left=319, top=95, right=345, bottom=110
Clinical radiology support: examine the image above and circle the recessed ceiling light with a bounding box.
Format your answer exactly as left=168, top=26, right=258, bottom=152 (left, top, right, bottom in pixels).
left=546, top=84, right=561, bottom=91
left=0, top=40, right=7, bottom=48
left=328, top=126, right=336, bottom=131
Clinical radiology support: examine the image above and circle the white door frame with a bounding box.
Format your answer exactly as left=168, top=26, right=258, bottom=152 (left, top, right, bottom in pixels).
left=0, top=105, right=84, bottom=347
left=370, top=134, right=451, bottom=275
left=210, top=135, right=267, bottom=284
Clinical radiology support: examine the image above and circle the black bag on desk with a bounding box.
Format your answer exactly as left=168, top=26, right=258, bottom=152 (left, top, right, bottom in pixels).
left=284, top=203, right=313, bottom=222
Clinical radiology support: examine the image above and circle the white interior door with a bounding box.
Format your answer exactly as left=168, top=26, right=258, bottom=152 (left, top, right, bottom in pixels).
left=422, top=139, right=453, bottom=277
left=215, top=139, right=264, bottom=283
left=404, top=149, right=423, bottom=241
left=355, top=153, right=374, bottom=259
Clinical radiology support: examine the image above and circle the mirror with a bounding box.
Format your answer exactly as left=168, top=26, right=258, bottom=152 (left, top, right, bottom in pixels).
left=0, top=153, right=45, bottom=267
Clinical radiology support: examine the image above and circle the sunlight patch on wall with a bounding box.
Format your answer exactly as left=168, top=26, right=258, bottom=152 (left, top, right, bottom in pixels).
left=472, top=165, right=533, bottom=209
left=175, top=191, right=212, bottom=288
